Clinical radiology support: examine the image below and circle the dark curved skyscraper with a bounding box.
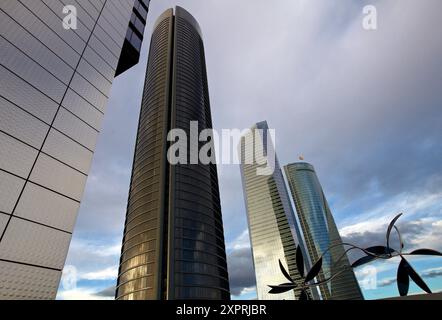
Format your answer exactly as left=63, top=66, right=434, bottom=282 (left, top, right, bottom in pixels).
left=116, top=7, right=230, bottom=300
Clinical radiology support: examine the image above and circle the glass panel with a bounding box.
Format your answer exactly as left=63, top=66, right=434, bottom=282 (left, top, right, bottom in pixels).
left=130, top=32, right=142, bottom=51
left=126, top=28, right=132, bottom=41
left=130, top=12, right=136, bottom=24
left=141, top=0, right=151, bottom=8
left=135, top=2, right=148, bottom=21
left=134, top=17, right=145, bottom=34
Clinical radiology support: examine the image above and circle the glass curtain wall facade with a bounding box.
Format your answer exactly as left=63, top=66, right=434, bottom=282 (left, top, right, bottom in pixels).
left=284, top=162, right=364, bottom=300
left=115, top=7, right=230, bottom=300
left=0, top=0, right=148, bottom=299
left=238, top=121, right=308, bottom=300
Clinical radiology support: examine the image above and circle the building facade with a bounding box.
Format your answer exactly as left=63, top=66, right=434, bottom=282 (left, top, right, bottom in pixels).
left=0, top=0, right=149, bottom=299
left=284, top=162, right=364, bottom=300
left=238, top=121, right=308, bottom=300
left=115, top=7, right=230, bottom=300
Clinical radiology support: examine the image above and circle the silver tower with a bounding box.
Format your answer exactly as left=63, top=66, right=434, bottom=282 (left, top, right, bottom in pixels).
left=238, top=121, right=308, bottom=300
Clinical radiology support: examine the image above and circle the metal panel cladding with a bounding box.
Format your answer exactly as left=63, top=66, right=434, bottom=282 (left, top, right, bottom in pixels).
left=0, top=0, right=147, bottom=299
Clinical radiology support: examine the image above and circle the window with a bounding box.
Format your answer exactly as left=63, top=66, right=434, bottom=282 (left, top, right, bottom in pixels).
left=134, top=1, right=148, bottom=20
left=130, top=12, right=145, bottom=34
left=130, top=32, right=142, bottom=51
left=125, top=29, right=142, bottom=51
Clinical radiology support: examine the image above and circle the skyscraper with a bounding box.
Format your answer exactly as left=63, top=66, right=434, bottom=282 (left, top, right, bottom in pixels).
left=239, top=121, right=307, bottom=300
left=284, top=162, right=364, bottom=300
left=0, top=0, right=149, bottom=299
left=115, top=7, right=230, bottom=300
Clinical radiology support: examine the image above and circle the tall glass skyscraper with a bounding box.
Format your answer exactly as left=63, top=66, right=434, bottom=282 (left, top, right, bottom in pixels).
left=284, top=162, right=363, bottom=300
left=239, top=121, right=308, bottom=300
left=0, top=0, right=149, bottom=299
left=115, top=7, right=230, bottom=300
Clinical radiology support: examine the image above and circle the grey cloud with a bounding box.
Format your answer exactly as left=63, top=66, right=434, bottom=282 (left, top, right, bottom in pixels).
left=95, top=286, right=116, bottom=298
left=272, top=0, right=442, bottom=217
left=422, top=269, right=442, bottom=279
left=227, top=247, right=256, bottom=296
left=342, top=221, right=422, bottom=250
left=378, top=269, right=442, bottom=288
left=63, top=238, right=121, bottom=277
left=378, top=278, right=396, bottom=288
left=342, top=219, right=442, bottom=263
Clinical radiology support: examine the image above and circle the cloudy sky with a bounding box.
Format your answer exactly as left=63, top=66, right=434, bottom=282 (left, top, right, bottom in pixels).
left=57, top=0, right=442, bottom=300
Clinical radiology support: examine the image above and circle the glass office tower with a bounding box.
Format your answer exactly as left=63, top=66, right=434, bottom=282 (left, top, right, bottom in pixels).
left=238, top=121, right=308, bottom=300
left=0, top=0, right=149, bottom=299
left=284, top=162, right=363, bottom=300
left=115, top=7, right=230, bottom=300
